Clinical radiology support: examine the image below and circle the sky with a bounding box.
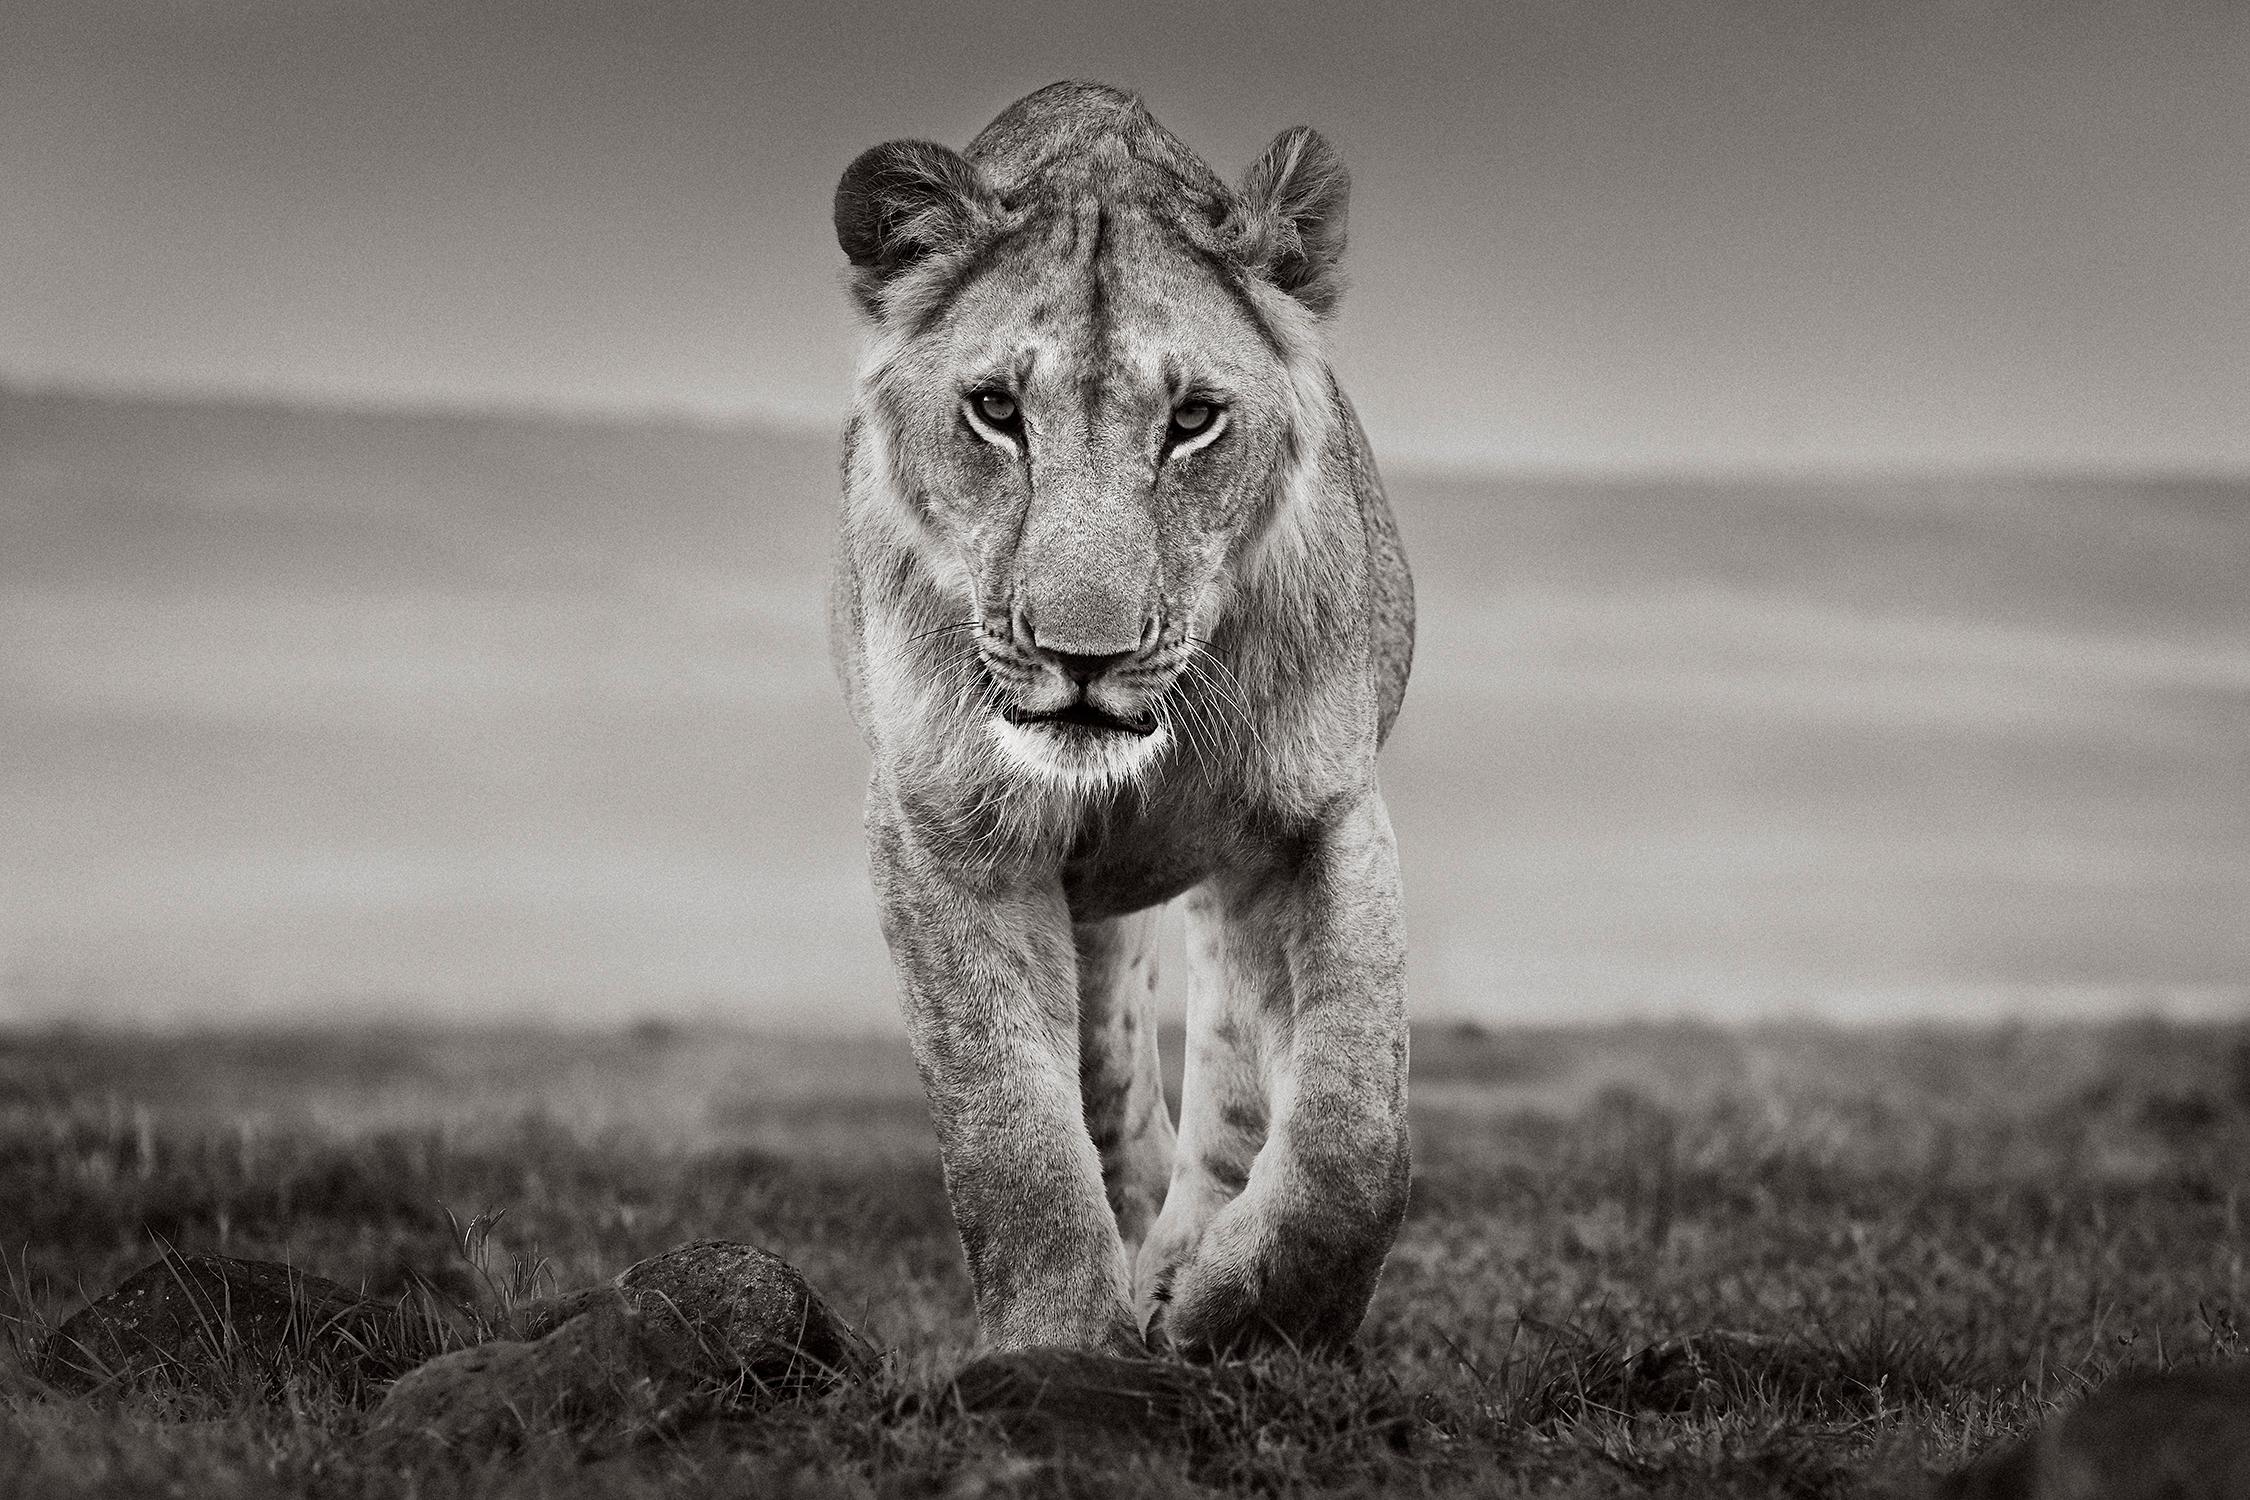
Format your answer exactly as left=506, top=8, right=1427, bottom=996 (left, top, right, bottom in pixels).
left=5, top=0, right=2250, bottom=472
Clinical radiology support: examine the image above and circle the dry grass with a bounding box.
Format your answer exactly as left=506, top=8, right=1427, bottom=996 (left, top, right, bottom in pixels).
left=2, top=1017, right=2246, bottom=1496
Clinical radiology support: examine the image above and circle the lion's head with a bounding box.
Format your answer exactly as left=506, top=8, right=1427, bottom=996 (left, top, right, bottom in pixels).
left=834, top=82, right=1350, bottom=788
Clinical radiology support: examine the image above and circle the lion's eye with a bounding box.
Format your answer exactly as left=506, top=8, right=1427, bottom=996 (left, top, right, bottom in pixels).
left=1170, top=401, right=1214, bottom=437
left=971, top=391, right=1020, bottom=428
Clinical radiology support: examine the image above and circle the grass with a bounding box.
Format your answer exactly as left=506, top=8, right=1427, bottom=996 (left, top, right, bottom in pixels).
left=1, top=1016, right=2246, bottom=1496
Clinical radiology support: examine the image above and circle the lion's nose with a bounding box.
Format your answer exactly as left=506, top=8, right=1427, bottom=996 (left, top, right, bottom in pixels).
left=1045, top=648, right=1132, bottom=685
left=1012, top=602, right=1159, bottom=683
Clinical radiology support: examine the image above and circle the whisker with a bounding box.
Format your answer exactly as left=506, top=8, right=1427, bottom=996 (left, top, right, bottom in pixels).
left=1182, top=648, right=1261, bottom=764
left=1189, top=645, right=1265, bottom=755
left=900, top=620, right=979, bottom=648
left=1170, top=660, right=1229, bottom=789
left=1160, top=698, right=1198, bottom=779
left=1185, top=693, right=1224, bottom=790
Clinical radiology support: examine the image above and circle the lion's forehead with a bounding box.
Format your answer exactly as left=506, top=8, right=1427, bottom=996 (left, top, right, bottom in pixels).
left=934, top=203, right=1272, bottom=395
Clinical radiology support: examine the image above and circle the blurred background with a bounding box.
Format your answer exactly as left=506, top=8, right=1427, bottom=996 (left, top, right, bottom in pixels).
left=3, top=0, right=2245, bottom=1030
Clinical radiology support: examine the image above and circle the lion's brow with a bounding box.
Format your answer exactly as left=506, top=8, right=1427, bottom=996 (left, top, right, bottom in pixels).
left=904, top=218, right=1040, bottom=343
left=1148, top=213, right=1286, bottom=362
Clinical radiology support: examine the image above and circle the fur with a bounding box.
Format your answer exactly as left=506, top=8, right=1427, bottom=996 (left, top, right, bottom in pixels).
left=828, top=81, right=1415, bottom=1355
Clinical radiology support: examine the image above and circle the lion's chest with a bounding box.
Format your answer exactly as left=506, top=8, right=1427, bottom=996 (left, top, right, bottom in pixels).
left=1057, top=791, right=1250, bottom=922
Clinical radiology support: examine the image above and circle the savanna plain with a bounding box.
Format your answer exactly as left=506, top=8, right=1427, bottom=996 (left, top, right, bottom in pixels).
left=4, top=1017, right=2246, bottom=1498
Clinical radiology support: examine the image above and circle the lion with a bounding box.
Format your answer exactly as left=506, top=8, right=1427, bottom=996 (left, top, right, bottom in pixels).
left=828, top=81, right=1414, bottom=1357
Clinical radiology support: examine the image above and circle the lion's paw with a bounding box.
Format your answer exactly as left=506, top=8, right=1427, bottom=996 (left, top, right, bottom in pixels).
left=1155, top=1193, right=1380, bottom=1359
left=1131, top=1212, right=1206, bottom=1348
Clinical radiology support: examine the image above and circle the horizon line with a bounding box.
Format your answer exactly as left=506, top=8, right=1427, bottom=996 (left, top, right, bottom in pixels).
left=8, top=369, right=2249, bottom=490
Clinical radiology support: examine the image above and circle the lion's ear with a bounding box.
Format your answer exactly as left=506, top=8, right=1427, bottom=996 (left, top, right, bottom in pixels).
left=833, top=140, right=996, bottom=320
left=1233, top=126, right=1349, bottom=317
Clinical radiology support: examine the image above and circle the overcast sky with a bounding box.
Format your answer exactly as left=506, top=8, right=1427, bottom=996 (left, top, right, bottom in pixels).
left=6, top=0, right=2249, bottom=471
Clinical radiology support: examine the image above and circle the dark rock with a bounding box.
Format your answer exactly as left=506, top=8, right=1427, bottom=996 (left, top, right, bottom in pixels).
left=942, top=1347, right=1232, bottom=1447
left=364, top=1295, right=672, bottom=1460
left=1941, top=1361, right=2250, bottom=1500
left=609, top=1239, right=878, bottom=1390
left=506, top=1241, right=877, bottom=1386
left=38, top=1251, right=421, bottom=1400
left=365, top=1240, right=877, bottom=1460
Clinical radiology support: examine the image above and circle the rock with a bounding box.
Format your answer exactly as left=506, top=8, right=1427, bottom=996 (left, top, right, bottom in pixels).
left=1941, top=1361, right=2250, bottom=1500
left=365, top=1240, right=877, bottom=1460
left=506, top=1241, right=878, bottom=1386
left=38, top=1251, right=417, bottom=1399
left=942, top=1347, right=1231, bottom=1447
left=365, top=1294, right=669, bottom=1460
left=609, top=1239, right=878, bottom=1390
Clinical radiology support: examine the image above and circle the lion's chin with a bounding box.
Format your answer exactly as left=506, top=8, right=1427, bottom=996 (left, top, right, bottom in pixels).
left=989, top=714, right=1169, bottom=790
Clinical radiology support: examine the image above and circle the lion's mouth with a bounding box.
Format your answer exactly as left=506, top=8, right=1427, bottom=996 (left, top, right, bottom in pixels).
left=1000, top=700, right=1159, bottom=737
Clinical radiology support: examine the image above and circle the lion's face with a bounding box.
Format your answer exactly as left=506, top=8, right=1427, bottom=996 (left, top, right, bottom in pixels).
left=872, top=217, right=1307, bottom=785
left=837, top=87, right=1348, bottom=787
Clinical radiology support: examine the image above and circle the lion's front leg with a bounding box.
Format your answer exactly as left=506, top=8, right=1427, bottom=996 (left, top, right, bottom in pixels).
left=870, top=818, right=1137, bottom=1354
left=1154, top=790, right=1411, bottom=1356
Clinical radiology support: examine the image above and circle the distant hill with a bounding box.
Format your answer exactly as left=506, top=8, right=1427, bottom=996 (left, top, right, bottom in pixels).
left=3, top=386, right=2244, bottom=1025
